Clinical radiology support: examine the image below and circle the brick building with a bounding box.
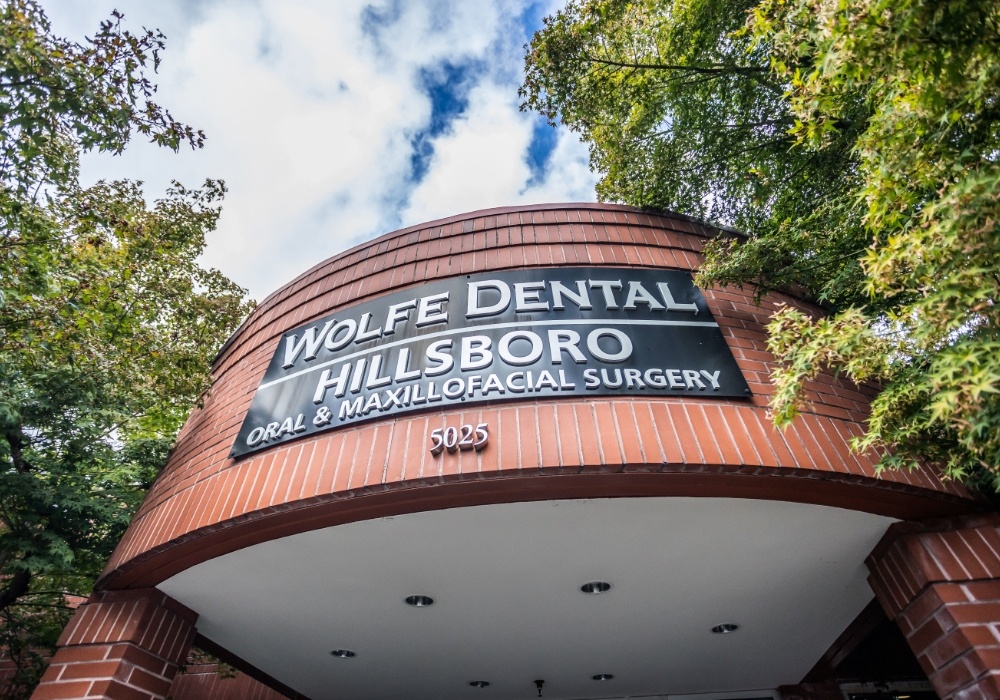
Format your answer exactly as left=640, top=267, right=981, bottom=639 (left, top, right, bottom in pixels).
left=28, top=204, right=1000, bottom=700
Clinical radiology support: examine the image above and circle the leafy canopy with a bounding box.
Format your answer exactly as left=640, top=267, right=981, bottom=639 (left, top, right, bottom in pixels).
left=522, top=0, right=1000, bottom=491
left=0, top=1, right=251, bottom=693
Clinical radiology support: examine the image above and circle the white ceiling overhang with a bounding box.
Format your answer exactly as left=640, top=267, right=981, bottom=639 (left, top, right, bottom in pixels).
left=160, top=497, right=894, bottom=700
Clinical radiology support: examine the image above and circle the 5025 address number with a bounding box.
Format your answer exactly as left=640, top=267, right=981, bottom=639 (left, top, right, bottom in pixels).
left=430, top=423, right=489, bottom=456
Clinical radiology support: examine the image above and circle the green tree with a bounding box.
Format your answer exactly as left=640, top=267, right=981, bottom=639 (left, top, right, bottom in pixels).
left=0, top=2, right=252, bottom=694
left=522, top=0, right=1000, bottom=491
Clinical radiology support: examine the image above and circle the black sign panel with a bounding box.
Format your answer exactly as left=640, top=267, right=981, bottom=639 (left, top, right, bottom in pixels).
left=231, top=267, right=750, bottom=458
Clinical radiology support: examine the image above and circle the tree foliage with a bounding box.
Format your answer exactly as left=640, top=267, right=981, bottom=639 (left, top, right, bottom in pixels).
left=0, top=2, right=252, bottom=694
left=523, top=0, right=1000, bottom=491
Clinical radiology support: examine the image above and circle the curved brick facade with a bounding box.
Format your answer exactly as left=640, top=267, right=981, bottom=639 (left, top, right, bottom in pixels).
left=97, top=203, right=976, bottom=591
left=32, top=203, right=1000, bottom=700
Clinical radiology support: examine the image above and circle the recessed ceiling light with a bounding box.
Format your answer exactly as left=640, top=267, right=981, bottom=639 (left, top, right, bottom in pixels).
left=468, top=681, right=490, bottom=688
left=592, top=674, right=614, bottom=681
left=711, top=623, right=740, bottom=634
left=580, top=581, right=612, bottom=594
left=404, top=594, right=435, bottom=607
left=329, top=649, right=356, bottom=658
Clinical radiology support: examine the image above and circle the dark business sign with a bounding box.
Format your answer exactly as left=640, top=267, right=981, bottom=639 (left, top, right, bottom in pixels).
left=231, top=267, right=750, bottom=458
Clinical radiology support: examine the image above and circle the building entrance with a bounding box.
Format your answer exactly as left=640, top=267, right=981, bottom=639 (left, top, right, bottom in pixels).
left=29, top=204, right=998, bottom=700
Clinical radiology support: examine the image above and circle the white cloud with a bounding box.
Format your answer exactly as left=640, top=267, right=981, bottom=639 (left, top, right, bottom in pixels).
left=401, top=81, right=535, bottom=224
left=41, top=0, right=598, bottom=299
left=521, top=128, right=596, bottom=203
left=401, top=81, right=595, bottom=225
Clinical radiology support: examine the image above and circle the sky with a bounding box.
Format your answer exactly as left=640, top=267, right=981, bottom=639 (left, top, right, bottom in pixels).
left=42, top=0, right=598, bottom=301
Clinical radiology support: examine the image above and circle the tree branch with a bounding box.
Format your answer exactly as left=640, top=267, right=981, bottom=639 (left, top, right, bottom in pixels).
left=0, top=569, right=32, bottom=614
left=4, top=426, right=31, bottom=473
left=579, top=53, right=767, bottom=75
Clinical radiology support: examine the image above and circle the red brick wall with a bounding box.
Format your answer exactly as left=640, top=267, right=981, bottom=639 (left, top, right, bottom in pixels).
left=867, top=516, right=1000, bottom=700
left=0, top=659, right=16, bottom=695
left=98, top=203, right=978, bottom=590
left=30, top=590, right=196, bottom=700
left=168, top=664, right=287, bottom=700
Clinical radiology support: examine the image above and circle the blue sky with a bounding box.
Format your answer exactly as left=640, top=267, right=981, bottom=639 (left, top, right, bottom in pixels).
left=42, top=0, right=596, bottom=300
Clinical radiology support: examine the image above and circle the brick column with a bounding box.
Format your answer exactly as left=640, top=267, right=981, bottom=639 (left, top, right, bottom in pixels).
left=31, top=588, right=197, bottom=700
left=867, top=515, right=1000, bottom=700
